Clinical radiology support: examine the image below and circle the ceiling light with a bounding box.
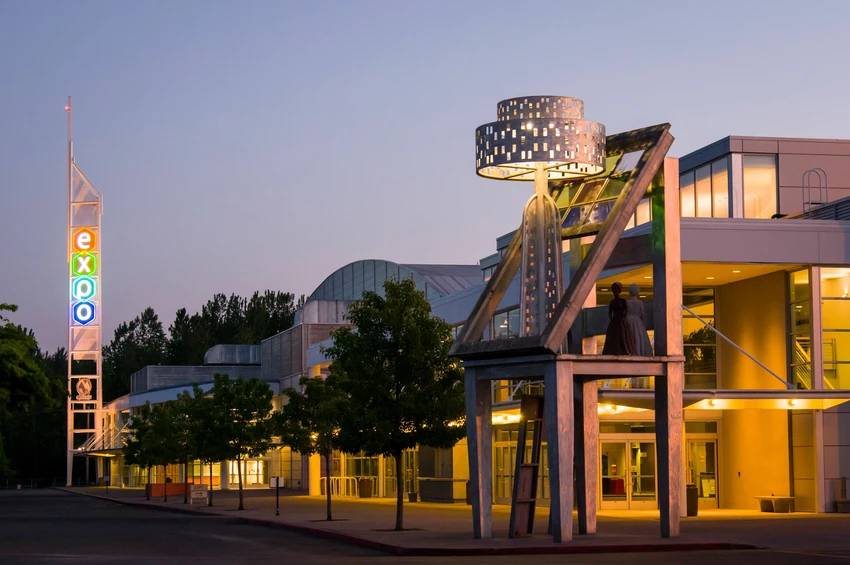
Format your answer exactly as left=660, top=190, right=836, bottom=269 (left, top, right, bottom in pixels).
left=708, top=399, right=717, bottom=407
left=644, top=276, right=652, bottom=279
left=732, top=270, right=740, bottom=274
left=789, top=399, right=797, bottom=407
left=706, top=277, right=714, bottom=280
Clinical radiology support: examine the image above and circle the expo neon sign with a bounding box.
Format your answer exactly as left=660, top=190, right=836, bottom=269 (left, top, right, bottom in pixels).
left=70, top=228, right=98, bottom=326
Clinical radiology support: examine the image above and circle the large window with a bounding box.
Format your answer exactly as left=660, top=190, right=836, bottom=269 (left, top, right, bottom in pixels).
left=680, top=157, right=729, bottom=218
left=743, top=155, right=777, bottom=218
left=683, top=288, right=716, bottom=388
left=821, top=268, right=850, bottom=389
left=788, top=269, right=812, bottom=389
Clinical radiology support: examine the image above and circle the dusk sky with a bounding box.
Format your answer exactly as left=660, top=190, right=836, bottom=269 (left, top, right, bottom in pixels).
left=2, top=0, right=849, bottom=351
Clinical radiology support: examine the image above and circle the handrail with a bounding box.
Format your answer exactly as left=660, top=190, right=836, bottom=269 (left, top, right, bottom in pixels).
left=682, top=304, right=794, bottom=390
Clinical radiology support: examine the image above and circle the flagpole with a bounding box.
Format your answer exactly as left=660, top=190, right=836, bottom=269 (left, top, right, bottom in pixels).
left=65, top=97, right=74, bottom=486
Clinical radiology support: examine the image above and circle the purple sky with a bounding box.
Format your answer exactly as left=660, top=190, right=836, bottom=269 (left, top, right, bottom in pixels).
left=2, top=0, right=849, bottom=352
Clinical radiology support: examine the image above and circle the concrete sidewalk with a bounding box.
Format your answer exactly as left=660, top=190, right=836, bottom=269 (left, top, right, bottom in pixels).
left=61, top=487, right=850, bottom=556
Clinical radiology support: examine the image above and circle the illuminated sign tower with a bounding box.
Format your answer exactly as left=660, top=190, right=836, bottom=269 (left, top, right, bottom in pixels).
left=66, top=97, right=104, bottom=485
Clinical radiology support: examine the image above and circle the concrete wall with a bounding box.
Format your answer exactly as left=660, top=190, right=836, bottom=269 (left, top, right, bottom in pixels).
left=717, top=271, right=791, bottom=509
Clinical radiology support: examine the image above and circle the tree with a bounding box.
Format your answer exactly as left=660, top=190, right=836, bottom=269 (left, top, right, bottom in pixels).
left=102, top=307, right=167, bottom=401
left=124, top=403, right=155, bottom=500
left=180, top=384, right=231, bottom=506
left=324, top=279, right=466, bottom=531
left=211, top=374, right=274, bottom=510
left=0, top=304, right=61, bottom=476
left=276, top=376, right=344, bottom=521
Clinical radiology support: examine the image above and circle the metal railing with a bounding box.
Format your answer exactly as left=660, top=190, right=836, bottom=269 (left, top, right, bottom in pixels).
left=320, top=476, right=365, bottom=497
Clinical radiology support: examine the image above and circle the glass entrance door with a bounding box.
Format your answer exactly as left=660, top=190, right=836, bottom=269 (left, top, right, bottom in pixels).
left=601, top=441, right=657, bottom=509
left=688, top=440, right=718, bottom=509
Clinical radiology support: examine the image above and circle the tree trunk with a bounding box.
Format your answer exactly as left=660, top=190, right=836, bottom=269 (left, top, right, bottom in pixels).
left=163, top=465, right=168, bottom=503
left=324, top=452, right=332, bottom=521
left=208, top=462, right=213, bottom=507
left=237, top=457, right=244, bottom=511
left=145, top=465, right=151, bottom=501
left=183, top=460, right=189, bottom=504
left=395, top=450, right=404, bottom=531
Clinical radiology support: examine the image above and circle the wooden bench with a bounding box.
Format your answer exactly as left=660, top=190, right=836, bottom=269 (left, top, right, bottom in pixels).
left=755, top=496, right=794, bottom=513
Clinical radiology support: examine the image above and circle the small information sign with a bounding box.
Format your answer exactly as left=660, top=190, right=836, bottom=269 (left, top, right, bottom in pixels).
left=190, top=484, right=208, bottom=505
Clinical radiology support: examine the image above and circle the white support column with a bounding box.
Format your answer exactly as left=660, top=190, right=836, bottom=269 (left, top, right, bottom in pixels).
left=545, top=361, right=574, bottom=543
left=465, top=367, right=492, bottom=538
left=811, top=266, right=824, bottom=390
left=730, top=153, right=744, bottom=218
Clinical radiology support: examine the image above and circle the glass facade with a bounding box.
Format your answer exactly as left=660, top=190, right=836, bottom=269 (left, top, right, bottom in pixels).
left=680, top=157, right=729, bottom=218
left=742, top=155, right=777, bottom=218
left=821, top=268, right=850, bottom=389
left=789, top=269, right=812, bottom=389
left=492, top=307, right=520, bottom=338
left=683, top=288, right=717, bottom=388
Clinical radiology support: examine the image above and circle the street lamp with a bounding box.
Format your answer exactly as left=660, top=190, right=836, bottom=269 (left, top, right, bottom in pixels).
left=475, top=96, right=605, bottom=336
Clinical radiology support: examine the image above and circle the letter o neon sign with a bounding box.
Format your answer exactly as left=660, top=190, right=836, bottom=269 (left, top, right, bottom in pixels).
left=72, top=301, right=96, bottom=326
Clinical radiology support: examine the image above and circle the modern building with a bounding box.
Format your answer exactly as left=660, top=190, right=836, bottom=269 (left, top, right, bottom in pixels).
left=87, top=135, right=850, bottom=513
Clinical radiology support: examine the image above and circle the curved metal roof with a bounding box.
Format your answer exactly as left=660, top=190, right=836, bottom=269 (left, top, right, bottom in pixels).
left=306, top=260, right=481, bottom=304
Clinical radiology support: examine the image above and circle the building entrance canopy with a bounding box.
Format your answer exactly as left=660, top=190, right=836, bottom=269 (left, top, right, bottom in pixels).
left=599, top=388, right=850, bottom=411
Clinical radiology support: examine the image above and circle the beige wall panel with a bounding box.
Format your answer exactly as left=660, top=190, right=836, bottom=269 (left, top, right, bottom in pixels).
left=792, top=412, right=815, bottom=446
left=794, top=478, right=816, bottom=511
left=717, top=271, right=788, bottom=389
left=777, top=140, right=850, bottom=157
left=742, top=139, right=779, bottom=153
left=778, top=154, right=850, bottom=190
left=793, top=445, right=816, bottom=479
left=720, top=409, right=790, bottom=509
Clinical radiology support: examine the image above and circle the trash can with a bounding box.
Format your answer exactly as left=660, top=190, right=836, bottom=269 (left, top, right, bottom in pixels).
left=358, top=478, right=372, bottom=498
left=686, top=484, right=699, bottom=517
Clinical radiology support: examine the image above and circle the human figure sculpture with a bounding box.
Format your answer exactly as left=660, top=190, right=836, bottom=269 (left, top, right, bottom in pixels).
left=626, top=283, right=653, bottom=356
left=602, top=282, right=636, bottom=355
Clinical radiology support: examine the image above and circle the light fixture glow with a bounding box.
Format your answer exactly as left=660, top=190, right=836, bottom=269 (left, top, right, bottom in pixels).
left=789, top=399, right=797, bottom=407
left=706, top=277, right=715, bottom=280
left=708, top=399, right=717, bottom=407
left=732, top=270, right=741, bottom=274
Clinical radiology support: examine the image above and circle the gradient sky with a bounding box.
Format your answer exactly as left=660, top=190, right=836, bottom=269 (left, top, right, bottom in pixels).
left=2, top=0, right=849, bottom=351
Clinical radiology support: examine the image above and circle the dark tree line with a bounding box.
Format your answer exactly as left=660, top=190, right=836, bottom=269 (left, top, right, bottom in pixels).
left=103, top=291, right=304, bottom=402
left=0, top=304, right=69, bottom=481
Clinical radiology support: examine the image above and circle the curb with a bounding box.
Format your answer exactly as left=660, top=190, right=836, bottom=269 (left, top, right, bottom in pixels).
left=57, top=489, right=761, bottom=556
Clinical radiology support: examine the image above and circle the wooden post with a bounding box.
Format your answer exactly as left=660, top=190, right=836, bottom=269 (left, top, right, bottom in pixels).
left=652, top=157, right=684, bottom=538
left=574, top=377, right=598, bottom=534
left=465, top=367, right=492, bottom=538
left=545, top=361, right=574, bottom=543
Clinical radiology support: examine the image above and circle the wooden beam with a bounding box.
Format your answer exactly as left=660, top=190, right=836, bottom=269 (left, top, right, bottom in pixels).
left=541, top=128, right=674, bottom=353
left=545, top=361, right=574, bottom=543
left=450, top=228, right=522, bottom=354
left=574, top=377, right=598, bottom=535
left=464, top=367, right=493, bottom=538
left=652, top=156, right=684, bottom=539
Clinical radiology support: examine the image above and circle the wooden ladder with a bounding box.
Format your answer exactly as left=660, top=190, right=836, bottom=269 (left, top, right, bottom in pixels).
left=509, top=394, right=545, bottom=537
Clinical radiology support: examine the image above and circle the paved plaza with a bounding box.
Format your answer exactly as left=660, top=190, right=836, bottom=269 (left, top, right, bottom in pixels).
left=24, top=486, right=849, bottom=562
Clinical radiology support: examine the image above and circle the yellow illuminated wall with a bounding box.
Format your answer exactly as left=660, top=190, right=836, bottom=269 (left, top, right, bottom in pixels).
left=716, top=271, right=791, bottom=509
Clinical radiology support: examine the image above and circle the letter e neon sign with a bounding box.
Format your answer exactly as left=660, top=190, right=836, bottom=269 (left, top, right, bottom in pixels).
left=73, top=228, right=96, bottom=252
left=72, top=301, right=96, bottom=326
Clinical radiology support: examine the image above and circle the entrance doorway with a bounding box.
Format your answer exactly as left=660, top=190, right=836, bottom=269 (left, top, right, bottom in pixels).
left=687, top=439, right=718, bottom=509
left=600, top=441, right=657, bottom=509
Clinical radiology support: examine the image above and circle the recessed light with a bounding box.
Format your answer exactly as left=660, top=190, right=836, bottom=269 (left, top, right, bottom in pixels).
left=707, top=277, right=715, bottom=280
left=732, top=270, right=741, bottom=274
left=644, top=276, right=652, bottom=279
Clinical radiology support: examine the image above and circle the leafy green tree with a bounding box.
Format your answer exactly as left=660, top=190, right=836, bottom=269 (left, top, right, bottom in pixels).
left=211, top=374, right=274, bottom=510
left=0, top=304, right=62, bottom=477
left=179, top=384, right=231, bottom=506
left=102, top=307, right=167, bottom=401
left=277, top=376, right=344, bottom=521
left=124, top=403, right=155, bottom=500
left=324, top=279, right=466, bottom=531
